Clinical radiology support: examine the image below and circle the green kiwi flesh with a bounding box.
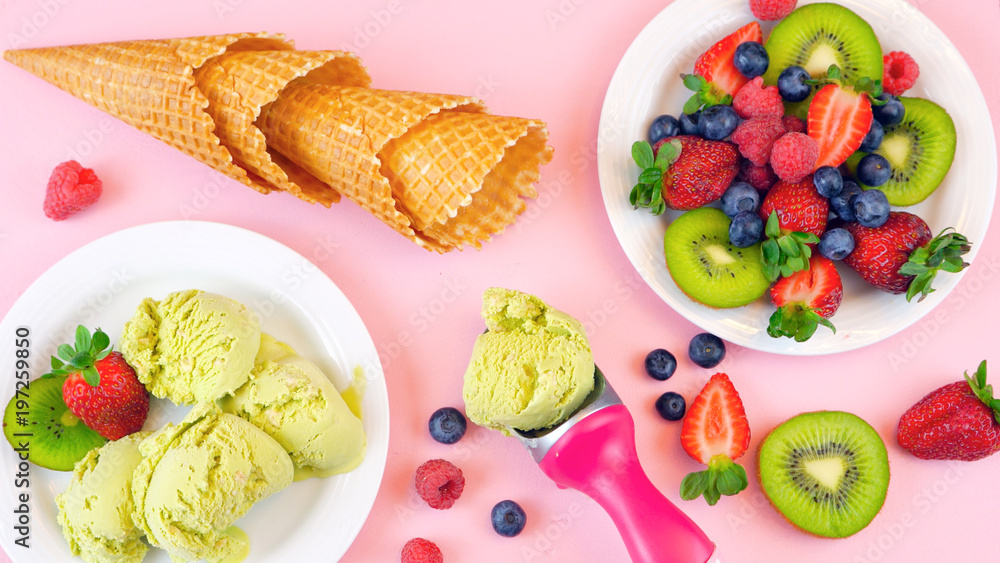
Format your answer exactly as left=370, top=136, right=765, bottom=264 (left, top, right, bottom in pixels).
left=763, top=3, right=883, bottom=118
left=848, top=97, right=957, bottom=206
left=3, top=376, right=107, bottom=471
left=663, top=207, right=769, bottom=308
left=758, top=411, right=889, bottom=538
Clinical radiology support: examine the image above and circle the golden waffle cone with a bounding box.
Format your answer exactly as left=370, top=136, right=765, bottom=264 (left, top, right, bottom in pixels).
left=3, top=34, right=293, bottom=194
left=257, top=83, right=486, bottom=250
left=192, top=50, right=372, bottom=204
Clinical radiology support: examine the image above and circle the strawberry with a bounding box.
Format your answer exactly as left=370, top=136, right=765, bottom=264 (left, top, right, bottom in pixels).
left=768, top=255, right=843, bottom=342
left=629, top=136, right=739, bottom=213
left=807, top=82, right=873, bottom=168
left=679, top=372, right=750, bottom=506
left=897, top=361, right=1000, bottom=461
left=45, top=326, right=148, bottom=440
left=692, top=22, right=762, bottom=101
left=758, top=177, right=829, bottom=281
left=842, top=212, right=971, bottom=301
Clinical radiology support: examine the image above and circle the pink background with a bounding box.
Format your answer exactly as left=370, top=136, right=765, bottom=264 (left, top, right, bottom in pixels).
left=1, top=0, right=998, bottom=562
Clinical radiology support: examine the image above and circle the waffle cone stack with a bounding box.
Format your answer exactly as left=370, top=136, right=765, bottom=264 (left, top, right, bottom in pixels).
left=3, top=34, right=553, bottom=251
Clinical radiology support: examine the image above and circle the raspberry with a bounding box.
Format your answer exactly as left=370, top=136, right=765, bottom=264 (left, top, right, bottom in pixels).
left=414, top=459, right=465, bottom=509
left=732, top=77, right=784, bottom=119
left=882, top=51, right=919, bottom=96
left=769, top=132, right=818, bottom=183
left=749, top=0, right=797, bottom=21
left=781, top=114, right=806, bottom=134
left=730, top=116, right=786, bottom=166
left=401, top=538, right=443, bottom=563
left=43, top=160, right=103, bottom=221
left=739, top=160, right=778, bottom=194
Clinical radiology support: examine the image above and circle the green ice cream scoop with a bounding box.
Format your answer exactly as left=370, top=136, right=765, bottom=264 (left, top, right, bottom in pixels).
left=223, top=334, right=367, bottom=479
left=131, top=404, right=293, bottom=563
left=120, top=289, right=261, bottom=405
left=463, top=288, right=595, bottom=435
left=56, top=431, right=150, bottom=563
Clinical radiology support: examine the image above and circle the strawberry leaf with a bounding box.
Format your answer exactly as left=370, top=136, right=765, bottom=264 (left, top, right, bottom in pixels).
left=903, top=228, right=971, bottom=302
left=57, top=344, right=76, bottom=362
left=83, top=366, right=101, bottom=387
left=91, top=329, right=111, bottom=354
left=680, top=470, right=711, bottom=501
left=631, top=140, right=654, bottom=169
left=75, top=325, right=92, bottom=355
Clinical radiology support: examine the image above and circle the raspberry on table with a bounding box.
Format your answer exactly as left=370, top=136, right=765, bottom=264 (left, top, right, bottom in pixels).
left=738, top=159, right=778, bottom=194
left=414, top=459, right=465, bottom=509
left=43, top=160, right=103, bottom=221
left=770, top=132, right=818, bottom=183
left=749, top=0, right=797, bottom=21
left=731, top=116, right=786, bottom=166
left=732, top=76, right=784, bottom=119
left=781, top=114, right=806, bottom=134
left=401, top=538, right=443, bottom=563
left=882, top=51, right=919, bottom=96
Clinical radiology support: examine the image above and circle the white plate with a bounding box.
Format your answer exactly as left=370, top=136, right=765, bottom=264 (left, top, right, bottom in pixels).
left=597, top=0, right=996, bottom=355
left=0, top=221, right=389, bottom=562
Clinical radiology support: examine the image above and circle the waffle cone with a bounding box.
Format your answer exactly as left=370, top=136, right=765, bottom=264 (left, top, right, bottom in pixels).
left=2, top=34, right=293, bottom=194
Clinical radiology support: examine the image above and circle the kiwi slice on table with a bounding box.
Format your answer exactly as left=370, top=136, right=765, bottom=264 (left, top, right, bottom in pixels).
left=847, top=97, right=957, bottom=206
left=3, top=376, right=107, bottom=471
left=758, top=411, right=890, bottom=538
left=663, top=207, right=769, bottom=308
left=763, top=3, right=884, bottom=118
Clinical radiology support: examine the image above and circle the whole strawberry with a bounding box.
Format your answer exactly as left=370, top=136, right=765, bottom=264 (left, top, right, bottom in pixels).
left=843, top=211, right=971, bottom=301
left=629, top=137, right=739, bottom=214
left=45, top=326, right=148, bottom=440
left=758, top=177, right=828, bottom=280
left=897, top=361, right=1000, bottom=461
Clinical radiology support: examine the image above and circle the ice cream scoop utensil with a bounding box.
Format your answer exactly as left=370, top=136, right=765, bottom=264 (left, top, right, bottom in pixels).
left=515, top=368, right=715, bottom=563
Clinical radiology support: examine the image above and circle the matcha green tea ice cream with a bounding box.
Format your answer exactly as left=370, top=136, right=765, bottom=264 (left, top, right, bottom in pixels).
left=223, top=334, right=367, bottom=479
left=120, top=289, right=261, bottom=405
left=463, top=288, right=595, bottom=435
left=56, top=431, right=151, bottom=563
left=131, top=404, right=293, bottom=563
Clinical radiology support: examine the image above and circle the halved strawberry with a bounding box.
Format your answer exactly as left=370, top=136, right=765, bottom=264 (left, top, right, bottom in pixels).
left=679, top=373, right=751, bottom=506
left=768, top=255, right=843, bottom=342
left=688, top=21, right=763, bottom=108
left=807, top=82, right=873, bottom=168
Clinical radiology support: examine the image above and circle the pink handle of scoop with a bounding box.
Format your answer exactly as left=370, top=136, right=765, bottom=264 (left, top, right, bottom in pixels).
left=537, top=404, right=714, bottom=563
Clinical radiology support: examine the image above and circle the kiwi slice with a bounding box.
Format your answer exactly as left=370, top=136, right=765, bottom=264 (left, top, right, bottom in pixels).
left=663, top=207, right=769, bottom=308
left=758, top=411, right=889, bottom=538
left=3, top=376, right=107, bottom=471
left=763, top=3, right=883, bottom=118
left=848, top=97, right=957, bottom=206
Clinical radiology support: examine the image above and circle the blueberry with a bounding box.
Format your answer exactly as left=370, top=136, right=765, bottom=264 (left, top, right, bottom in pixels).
left=858, top=119, right=884, bottom=152
left=830, top=180, right=863, bottom=222
left=777, top=65, right=812, bottom=102
left=733, top=41, right=769, bottom=78
left=729, top=210, right=764, bottom=248
left=648, top=114, right=680, bottom=145
left=689, top=333, right=725, bottom=368
left=856, top=153, right=892, bottom=187
left=720, top=181, right=760, bottom=217
left=491, top=500, right=527, bottom=537
left=644, top=349, right=677, bottom=381
left=698, top=104, right=740, bottom=141
left=812, top=166, right=844, bottom=198
left=852, top=188, right=890, bottom=228
left=872, top=93, right=905, bottom=126
left=655, top=392, right=687, bottom=421
left=679, top=111, right=701, bottom=136
left=428, top=407, right=467, bottom=444
left=818, top=227, right=855, bottom=260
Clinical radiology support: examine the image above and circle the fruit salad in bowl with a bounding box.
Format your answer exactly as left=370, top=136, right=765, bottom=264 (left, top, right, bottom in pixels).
left=597, top=0, right=996, bottom=355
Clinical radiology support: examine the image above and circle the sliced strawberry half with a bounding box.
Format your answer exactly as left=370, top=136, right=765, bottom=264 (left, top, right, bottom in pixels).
left=807, top=83, right=873, bottom=168
left=768, top=255, right=843, bottom=342
left=679, top=372, right=751, bottom=506
left=694, top=21, right=763, bottom=99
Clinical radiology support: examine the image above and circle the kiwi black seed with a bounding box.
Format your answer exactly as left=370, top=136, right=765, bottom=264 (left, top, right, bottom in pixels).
left=3, top=375, right=107, bottom=471
left=848, top=97, right=957, bottom=206
left=663, top=207, right=769, bottom=308
left=763, top=3, right=884, bottom=117
left=758, top=411, right=890, bottom=538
